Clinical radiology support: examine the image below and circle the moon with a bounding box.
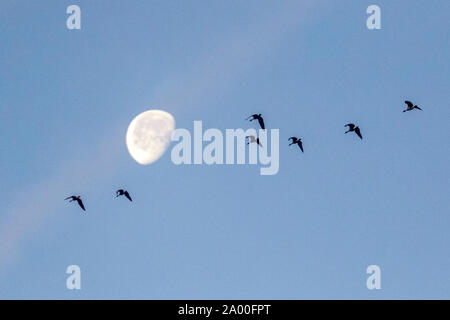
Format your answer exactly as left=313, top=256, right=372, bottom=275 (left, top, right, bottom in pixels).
left=126, top=109, right=175, bottom=165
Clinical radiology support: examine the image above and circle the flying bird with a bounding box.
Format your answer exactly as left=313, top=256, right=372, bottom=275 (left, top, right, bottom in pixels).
left=345, top=123, right=363, bottom=140
left=288, top=137, right=303, bottom=152
left=246, top=114, right=265, bottom=130
left=65, top=196, right=85, bottom=211
left=403, top=100, right=422, bottom=112
left=116, top=189, right=132, bottom=202
left=246, top=135, right=262, bottom=147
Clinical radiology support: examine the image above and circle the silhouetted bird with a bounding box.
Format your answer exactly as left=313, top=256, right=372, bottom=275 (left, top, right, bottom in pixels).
left=246, top=135, right=262, bottom=147
left=116, top=189, right=132, bottom=202
left=65, top=196, right=85, bottom=211
left=246, top=114, right=265, bottom=130
left=403, top=100, right=422, bottom=112
left=345, top=123, right=362, bottom=140
left=288, top=137, right=303, bottom=152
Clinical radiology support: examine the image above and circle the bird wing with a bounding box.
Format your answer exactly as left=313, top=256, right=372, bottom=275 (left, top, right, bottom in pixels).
left=76, top=198, right=86, bottom=211
left=405, top=101, right=413, bottom=108
left=256, top=139, right=263, bottom=147
left=355, top=127, right=363, bottom=139
left=258, top=117, right=265, bottom=130
left=65, top=196, right=74, bottom=200
left=288, top=137, right=297, bottom=142
left=124, top=191, right=132, bottom=202
left=414, top=106, right=422, bottom=111
left=298, top=141, right=304, bottom=152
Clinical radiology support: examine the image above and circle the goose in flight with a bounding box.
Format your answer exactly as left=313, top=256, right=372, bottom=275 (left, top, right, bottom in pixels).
left=245, top=114, right=265, bottom=130
left=116, top=189, right=132, bottom=202
left=403, top=100, right=422, bottom=112
left=345, top=123, right=363, bottom=140
left=246, top=135, right=262, bottom=147
left=288, top=137, right=303, bottom=152
left=65, top=196, right=85, bottom=211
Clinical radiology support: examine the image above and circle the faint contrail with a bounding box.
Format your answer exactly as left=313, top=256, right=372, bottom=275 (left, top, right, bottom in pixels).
left=0, top=132, right=123, bottom=272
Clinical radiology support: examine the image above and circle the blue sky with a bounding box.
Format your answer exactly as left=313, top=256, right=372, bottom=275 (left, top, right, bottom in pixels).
left=0, top=0, right=449, bottom=299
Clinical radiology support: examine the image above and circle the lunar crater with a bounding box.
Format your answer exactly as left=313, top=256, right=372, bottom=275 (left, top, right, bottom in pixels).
left=126, top=110, right=175, bottom=165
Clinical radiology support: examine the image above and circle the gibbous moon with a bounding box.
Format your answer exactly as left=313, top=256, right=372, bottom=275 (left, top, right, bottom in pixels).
left=126, top=109, right=175, bottom=165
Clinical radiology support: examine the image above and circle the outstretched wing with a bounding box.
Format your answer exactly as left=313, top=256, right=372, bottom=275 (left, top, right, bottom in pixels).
left=414, top=106, right=422, bottom=111
left=65, top=196, right=74, bottom=200
left=355, top=127, right=363, bottom=139
left=405, top=101, right=414, bottom=108
left=76, top=199, right=86, bottom=211
left=258, top=117, right=265, bottom=130
left=288, top=137, right=297, bottom=142
left=124, top=191, right=132, bottom=202
left=298, top=141, right=304, bottom=152
left=246, top=114, right=257, bottom=120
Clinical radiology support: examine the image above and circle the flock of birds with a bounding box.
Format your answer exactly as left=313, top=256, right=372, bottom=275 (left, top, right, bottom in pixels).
left=65, top=189, right=132, bottom=212
left=66, top=100, right=422, bottom=212
left=244, top=100, right=423, bottom=152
